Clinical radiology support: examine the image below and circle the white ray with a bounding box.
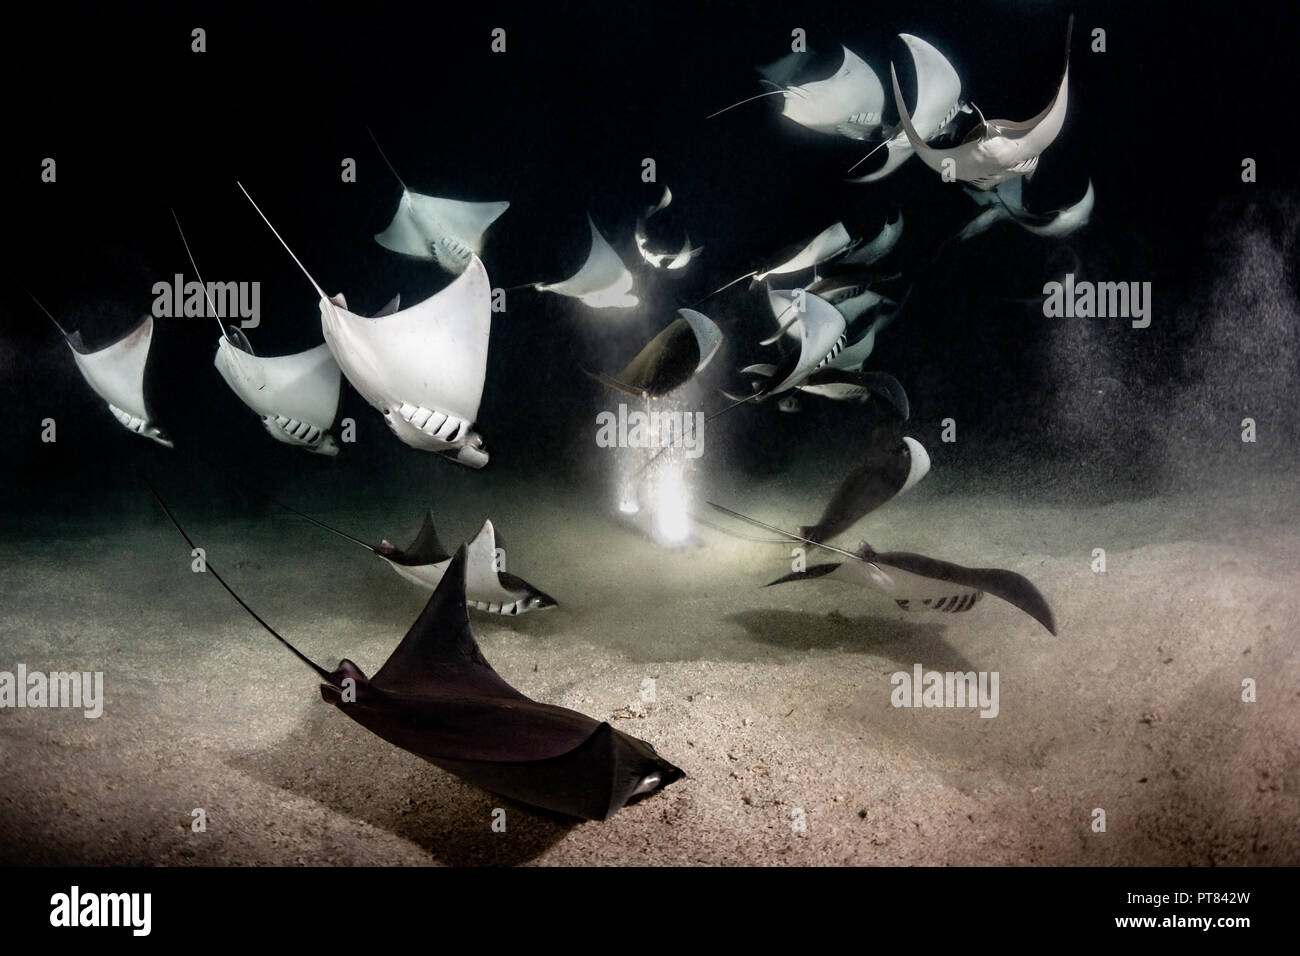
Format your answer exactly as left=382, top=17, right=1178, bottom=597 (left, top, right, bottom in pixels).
left=375, top=190, right=510, bottom=274
left=65, top=316, right=172, bottom=447
left=782, top=46, right=885, bottom=139
left=214, top=331, right=343, bottom=456
left=892, top=29, right=1070, bottom=190
left=535, top=215, right=638, bottom=308
left=850, top=35, right=963, bottom=183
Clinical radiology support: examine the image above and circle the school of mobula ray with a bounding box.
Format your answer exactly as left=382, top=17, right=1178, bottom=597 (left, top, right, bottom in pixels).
left=37, top=20, right=1080, bottom=821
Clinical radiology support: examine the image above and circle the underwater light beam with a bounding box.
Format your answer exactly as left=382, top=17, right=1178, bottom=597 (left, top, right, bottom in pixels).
left=653, top=463, right=691, bottom=543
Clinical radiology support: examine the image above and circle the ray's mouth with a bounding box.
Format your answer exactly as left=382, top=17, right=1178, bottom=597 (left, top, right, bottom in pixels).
left=630, top=773, right=662, bottom=797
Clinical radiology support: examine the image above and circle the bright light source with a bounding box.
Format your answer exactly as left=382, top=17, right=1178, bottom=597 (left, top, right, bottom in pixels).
left=653, top=463, right=690, bottom=543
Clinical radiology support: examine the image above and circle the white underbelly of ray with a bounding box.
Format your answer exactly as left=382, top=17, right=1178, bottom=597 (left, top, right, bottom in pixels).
left=967, top=150, right=1040, bottom=190
left=317, top=257, right=492, bottom=467
left=385, top=558, right=452, bottom=590
left=893, top=588, right=984, bottom=613
left=214, top=338, right=341, bottom=455
left=832, top=561, right=983, bottom=613
left=236, top=186, right=493, bottom=466
left=464, top=520, right=533, bottom=609
left=828, top=330, right=876, bottom=370
left=380, top=526, right=533, bottom=614
left=800, top=382, right=867, bottom=401
left=66, top=315, right=170, bottom=446
left=374, top=190, right=508, bottom=273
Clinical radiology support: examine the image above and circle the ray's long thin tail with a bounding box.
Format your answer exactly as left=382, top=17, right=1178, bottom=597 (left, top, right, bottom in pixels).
left=28, top=293, right=71, bottom=339
left=704, top=501, right=866, bottom=562
left=365, top=124, right=409, bottom=193
left=143, top=476, right=330, bottom=679
left=687, top=509, right=788, bottom=544
left=237, top=181, right=328, bottom=301
left=705, top=88, right=792, bottom=120
left=170, top=208, right=228, bottom=340
left=685, top=270, right=758, bottom=311
left=846, top=137, right=891, bottom=176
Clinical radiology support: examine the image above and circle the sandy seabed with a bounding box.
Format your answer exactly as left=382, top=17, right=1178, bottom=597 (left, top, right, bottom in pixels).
left=1, top=465, right=1296, bottom=867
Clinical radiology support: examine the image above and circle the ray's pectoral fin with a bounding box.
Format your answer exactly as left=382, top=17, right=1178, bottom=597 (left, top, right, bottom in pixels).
left=765, top=563, right=842, bottom=586
left=377, top=513, right=556, bottom=615
left=464, top=519, right=558, bottom=615
left=65, top=314, right=173, bottom=447
left=803, top=435, right=930, bottom=541
left=369, top=547, right=529, bottom=700
left=858, top=371, right=911, bottom=419
left=534, top=215, right=638, bottom=308
left=398, top=511, right=452, bottom=565
left=876, top=551, right=1057, bottom=635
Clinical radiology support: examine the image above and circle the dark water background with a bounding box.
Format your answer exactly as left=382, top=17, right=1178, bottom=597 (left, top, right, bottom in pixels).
left=2, top=0, right=1297, bottom=524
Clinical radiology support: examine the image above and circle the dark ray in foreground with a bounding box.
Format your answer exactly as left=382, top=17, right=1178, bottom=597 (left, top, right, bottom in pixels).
left=146, top=481, right=682, bottom=820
